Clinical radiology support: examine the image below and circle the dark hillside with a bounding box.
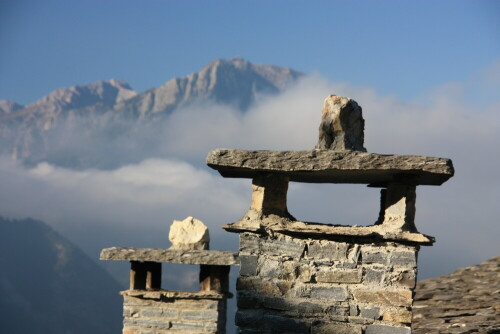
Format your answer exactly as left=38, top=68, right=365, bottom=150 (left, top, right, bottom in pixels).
left=0, top=217, right=123, bottom=334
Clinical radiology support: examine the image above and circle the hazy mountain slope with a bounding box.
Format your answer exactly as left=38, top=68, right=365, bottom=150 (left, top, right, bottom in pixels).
left=0, top=217, right=123, bottom=334
left=0, top=58, right=303, bottom=168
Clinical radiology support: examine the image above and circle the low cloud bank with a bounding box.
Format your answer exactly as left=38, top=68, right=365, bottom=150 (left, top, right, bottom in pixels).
left=0, top=63, right=498, bottom=282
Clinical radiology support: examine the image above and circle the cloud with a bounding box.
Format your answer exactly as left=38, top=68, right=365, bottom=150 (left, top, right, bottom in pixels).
left=0, top=63, right=499, bottom=284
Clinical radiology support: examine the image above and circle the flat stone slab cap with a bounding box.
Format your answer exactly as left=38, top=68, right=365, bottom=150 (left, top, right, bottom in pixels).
left=206, top=149, right=454, bottom=186
left=100, top=247, right=239, bottom=265
left=223, top=220, right=434, bottom=245
left=121, top=289, right=227, bottom=300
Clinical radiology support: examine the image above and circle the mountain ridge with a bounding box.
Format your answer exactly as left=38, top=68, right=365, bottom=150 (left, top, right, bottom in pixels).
left=0, top=216, right=123, bottom=334
left=2, top=57, right=302, bottom=121
left=0, top=58, right=303, bottom=167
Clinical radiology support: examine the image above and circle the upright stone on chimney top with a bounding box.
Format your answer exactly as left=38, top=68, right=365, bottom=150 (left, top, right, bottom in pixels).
left=315, top=95, right=366, bottom=151
left=169, top=216, right=210, bottom=250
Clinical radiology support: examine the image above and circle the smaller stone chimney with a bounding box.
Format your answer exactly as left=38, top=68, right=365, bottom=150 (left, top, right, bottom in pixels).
left=100, top=217, right=238, bottom=334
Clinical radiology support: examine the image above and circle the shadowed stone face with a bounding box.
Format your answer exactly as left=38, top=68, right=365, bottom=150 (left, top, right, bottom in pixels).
left=316, top=95, right=366, bottom=151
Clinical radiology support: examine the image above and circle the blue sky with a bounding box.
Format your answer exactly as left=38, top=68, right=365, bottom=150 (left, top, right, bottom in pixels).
left=1, top=0, right=498, bottom=104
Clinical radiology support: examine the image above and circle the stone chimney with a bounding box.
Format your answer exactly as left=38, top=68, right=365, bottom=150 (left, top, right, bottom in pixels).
left=206, top=95, right=454, bottom=333
left=100, top=217, right=238, bottom=334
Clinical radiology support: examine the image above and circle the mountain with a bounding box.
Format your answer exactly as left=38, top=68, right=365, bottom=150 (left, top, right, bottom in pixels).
left=413, top=257, right=500, bottom=333
left=118, top=57, right=303, bottom=117
left=0, top=217, right=123, bottom=334
left=0, top=58, right=303, bottom=168
left=0, top=100, right=24, bottom=114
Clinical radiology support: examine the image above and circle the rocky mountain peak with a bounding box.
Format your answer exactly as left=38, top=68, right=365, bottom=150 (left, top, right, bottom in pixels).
left=26, top=79, right=137, bottom=115
left=122, top=57, right=303, bottom=116
left=0, top=100, right=24, bottom=114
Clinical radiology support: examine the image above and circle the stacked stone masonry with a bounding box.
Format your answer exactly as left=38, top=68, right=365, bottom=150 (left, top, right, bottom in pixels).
left=122, top=291, right=226, bottom=334
left=236, top=232, right=417, bottom=334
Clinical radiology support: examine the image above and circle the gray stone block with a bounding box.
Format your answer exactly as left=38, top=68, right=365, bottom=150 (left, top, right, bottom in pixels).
left=239, top=329, right=263, bottom=334
left=235, top=310, right=263, bottom=327
left=295, top=301, right=326, bottom=315
left=180, top=309, right=218, bottom=321
left=326, top=305, right=349, bottom=316
left=361, top=250, right=389, bottom=265
left=141, top=307, right=177, bottom=318
left=365, top=324, right=411, bottom=334
left=363, top=268, right=385, bottom=284
left=291, top=284, right=311, bottom=298
left=312, top=322, right=362, bottom=334
left=390, top=250, right=417, bottom=267
left=260, top=296, right=291, bottom=311
left=315, top=269, right=362, bottom=283
left=261, top=297, right=326, bottom=315
left=310, top=286, right=348, bottom=301
left=170, top=320, right=206, bottom=331
left=239, top=233, right=260, bottom=253
left=258, top=258, right=280, bottom=278
left=123, top=318, right=172, bottom=330
left=237, top=293, right=260, bottom=309
left=140, top=307, right=177, bottom=318
left=387, top=269, right=416, bottom=288
left=263, top=314, right=310, bottom=333
left=239, top=255, right=258, bottom=276
left=308, top=242, right=349, bottom=260
left=359, top=306, right=380, bottom=320
left=349, top=304, right=359, bottom=316
left=260, top=237, right=306, bottom=257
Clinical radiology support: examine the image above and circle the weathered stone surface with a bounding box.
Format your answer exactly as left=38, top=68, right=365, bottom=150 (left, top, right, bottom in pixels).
left=206, top=149, right=454, bottom=186
left=251, top=174, right=293, bottom=218
left=235, top=309, right=263, bottom=327
left=365, top=324, right=411, bottom=334
left=315, top=269, right=362, bottom=283
left=237, top=277, right=285, bottom=297
left=386, top=270, right=416, bottom=289
left=315, top=95, right=366, bottom=151
left=308, top=241, right=349, bottom=260
left=239, top=255, right=258, bottom=276
left=282, top=261, right=311, bottom=282
left=170, top=320, right=206, bottom=331
left=121, top=289, right=227, bottom=300
left=310, top=286, right=348, bottom=301
left=225, top=218, right=435, bottom=245
left=169, top=216, right=210, bottom=250
left=359, top=306, right=380, bottom=320
left=262, top=314, right=310, bottom=333
left=312, top=322, right=363, bottom=334
left=413, top=256, right=500, bottom=333
left=140, top=307, right=178, bottom=318
left=361, top=249, right=389, bottom=265
left=390, top=250, right=417, bottom=268
left=180, top=309, right=218, bottom=321
left=383, top=309, right=412, bottom=323
left=377, top=184, right=417, bottom=232
left=352, top=289, right=413, bottom=307
left=123, top=318, right=172, bottom=330
left=258, top=258, right=280, bottom=278
left=100, top=247, right=239, bottom=265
